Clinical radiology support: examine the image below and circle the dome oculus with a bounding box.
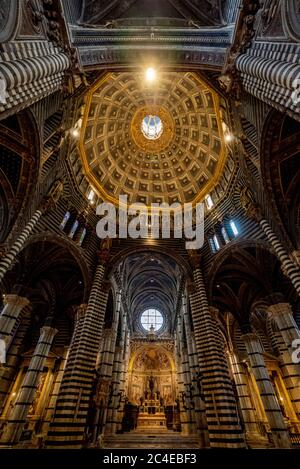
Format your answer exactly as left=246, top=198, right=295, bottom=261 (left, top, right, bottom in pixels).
left=142, top=115, right=163, bottom=140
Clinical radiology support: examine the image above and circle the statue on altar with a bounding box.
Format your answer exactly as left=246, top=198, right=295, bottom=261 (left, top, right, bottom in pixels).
left=149, top=373, right=155, bottom=398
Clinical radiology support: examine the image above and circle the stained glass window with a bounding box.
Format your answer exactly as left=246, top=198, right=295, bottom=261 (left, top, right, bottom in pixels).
left=69, top=220, right=79, bottom=239
left=78, top=228, right=87, bottom=246
left=60, top=211, right=70, bottom=230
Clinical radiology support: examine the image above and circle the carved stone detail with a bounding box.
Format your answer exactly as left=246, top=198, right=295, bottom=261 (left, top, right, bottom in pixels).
left=219, top=0, right=262, bottom=99
left=0, top=0, right=18, bottom=42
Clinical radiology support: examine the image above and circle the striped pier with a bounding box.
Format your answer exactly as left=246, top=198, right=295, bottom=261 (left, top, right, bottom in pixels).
left=1, top=325, right=57, bottom=444
left=189, top=267, right=246, bottom=448
left=46, top=263, right=109, bottom=448
left=242, top=333, right=291, bottom=448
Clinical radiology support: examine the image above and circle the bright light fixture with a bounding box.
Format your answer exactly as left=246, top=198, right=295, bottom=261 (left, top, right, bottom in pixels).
left=146, top=67, right=157, bottom=82
left=225, top=133, right=233, bottom=143
left=71, top=128, right=80, bottom=138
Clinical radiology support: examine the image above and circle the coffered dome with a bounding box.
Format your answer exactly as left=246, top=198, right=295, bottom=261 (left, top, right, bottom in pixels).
left=79, top=71, right=227, bottom=206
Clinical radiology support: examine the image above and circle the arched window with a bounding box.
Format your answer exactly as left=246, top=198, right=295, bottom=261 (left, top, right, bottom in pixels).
left=205, top=194, right=214, bottom=210
left=221, top=227, right=230, bottom=244
left=213, top=235, right=220, bottom=252
left=78, top=228, right=87, bottom=246
left=69, top=220, right=79, bottom=239
left=230, top=220, right=239, bottom=237
left=209, top=238, right=217, bottom=254
left=60, top=211, right=70, bottom=230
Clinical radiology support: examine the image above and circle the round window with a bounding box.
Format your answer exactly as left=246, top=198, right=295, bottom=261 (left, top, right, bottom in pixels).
left=140, top=308, right=164, bottom=332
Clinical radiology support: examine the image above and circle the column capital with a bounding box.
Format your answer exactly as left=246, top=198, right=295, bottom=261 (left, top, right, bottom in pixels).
left=240, top=187, right=263, bottom=222
left=101, top=280, right=111, bottom=294
left=186, top=281, right=197, bottom=295
left=40, top=180, right=64, bottom=213
left=97, top=238, right=112, bottom=266
left=75, top=304, right=87, bottom=322
left=40, top=326, right=58, bottom=339
left=209, top=307, right=219, bottom=322
left=242, top=332, right=261, bottom=344
left=267, top=303, right=293, bottom=319
left=3, top=294, right=30, bottom=309
left=291, top=250, right=300, bottom=267
left=187, top=250, right=202, bottom=270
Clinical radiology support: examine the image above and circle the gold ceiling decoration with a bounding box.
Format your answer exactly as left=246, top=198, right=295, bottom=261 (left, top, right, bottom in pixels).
left=79, top=71, right=227, bottom=207
left=131, top=105, right=174, bottom=152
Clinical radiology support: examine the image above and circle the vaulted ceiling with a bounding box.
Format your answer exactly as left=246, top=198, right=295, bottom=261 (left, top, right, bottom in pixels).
left=79, top=71, right=227, bottom=206
left=119, top=252, right=183, bottom=335
left=79, top=0, right=224, bottom=27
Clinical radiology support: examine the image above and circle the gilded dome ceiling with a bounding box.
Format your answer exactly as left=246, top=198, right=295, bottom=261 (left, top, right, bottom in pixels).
left=79, top=71, right=227, bottom=206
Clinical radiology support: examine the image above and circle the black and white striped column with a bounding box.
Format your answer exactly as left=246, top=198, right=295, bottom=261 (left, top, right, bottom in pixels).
left=242, top=333, right=291, bottom=448
left=102, top=293, right=122, bottom=434
left=228, top=350, right=264, bottom=440
left=0, top=304, right=31, bottom=411
left=177, top=313, right=197, bottom=434
left=116, top=326, right=130, bottom=432
left=235, top=54, right=300, bottom=116
left=46, top=262, right=109, bottom=448
left=42, top=346, right=70, bottom=436
left=106, top=305, right=128, bottom=434
left=0, top=49, right=71, bottom=117
left=189, top=267, right=246, bottom=448
left=174, top=330, right=189, bottom=434
left=259, top=219, right=300, bottom=296
left=268, top=303, right=300, bottom=420
left=1, top=325, right=57, bottom=444
left=105, top=345, right=123, bottom=435
left=0, top=209, right=42, bottom=283
left=0, top=295, right=30, bottom=355
left=182, top=294, right=208, bottom=445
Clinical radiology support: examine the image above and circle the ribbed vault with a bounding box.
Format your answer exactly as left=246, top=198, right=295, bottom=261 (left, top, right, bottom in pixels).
left=119, top=252, right=183, bottom=335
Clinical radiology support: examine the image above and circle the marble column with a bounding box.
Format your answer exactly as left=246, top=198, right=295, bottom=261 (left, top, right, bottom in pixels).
left=102, top=294, right=122, bottom=434
left=0, top=180, right=64, bottom=283
left=235, top=53, right=300, bottom=116
left=42, top=346, right=69, bottom=436
left=188, top=256, right=245, bottom=448
left=0, top=210, right=43, bottom=283
left=177, top=314, right=197, bottom=434
left=259, top=220, right=300, bottom=296
left=268, top=303, right=300, bottom=420
left=174, top=331, right=189, bottom=435
left=0, top=303, right=31, bottom=410
left=0, top=295, right=30, bottom=348
left=182, top=294, right=208, bottom=445
left=242, top=333, right=291, bottom=448
left=228, top=350, right=264, bottom=440
left=1, top=325, right=57, bottom=444
left=46, top=253, right=109, bottom=448
left=106, top=306, right=129, bottom=434
left=241, top=195, right=300, bottom=296
left=116, top=327, right=130, bottom=431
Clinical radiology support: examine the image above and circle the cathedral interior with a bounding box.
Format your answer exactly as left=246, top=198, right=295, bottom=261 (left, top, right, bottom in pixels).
left=0, top=0, right=300, bottom=451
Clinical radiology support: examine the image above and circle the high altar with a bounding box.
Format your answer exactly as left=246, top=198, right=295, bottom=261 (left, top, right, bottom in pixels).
left=127, top=342, right=177, bottom=432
